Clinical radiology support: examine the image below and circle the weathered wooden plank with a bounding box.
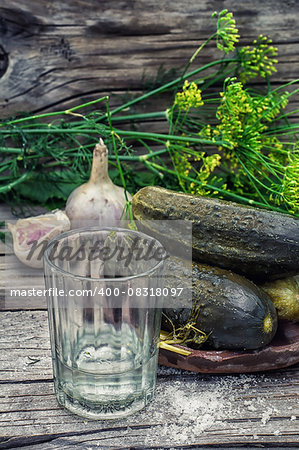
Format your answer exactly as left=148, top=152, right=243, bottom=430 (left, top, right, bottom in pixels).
left=0, top=309, right=298, bottom=449
left=0, top=0, right=298, bottom=116
left=0, top=311, right=51, bottom=381
left=0, top=371, right=298, bottom=447
left=0, top=253, right=46, bottom=309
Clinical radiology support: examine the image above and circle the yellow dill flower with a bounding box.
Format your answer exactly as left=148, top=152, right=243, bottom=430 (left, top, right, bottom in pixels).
left=174, top=80, right=204, bottom=111
left=239, top=35, right=278, bottom=83
left=212, top=10, right=240, bottom=54
left=214, top=78, right=289, bottom=161
left=280, top=151, right=299, bottom=214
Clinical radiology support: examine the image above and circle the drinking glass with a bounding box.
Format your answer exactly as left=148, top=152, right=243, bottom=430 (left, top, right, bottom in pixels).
left=44, top=227, right=165, bottom=420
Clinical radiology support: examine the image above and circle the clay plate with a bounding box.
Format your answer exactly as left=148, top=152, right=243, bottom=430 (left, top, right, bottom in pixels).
left=158, top=320, right=299, bottom=373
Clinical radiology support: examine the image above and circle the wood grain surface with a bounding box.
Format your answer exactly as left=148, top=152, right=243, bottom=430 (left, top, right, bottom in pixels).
left=1, top=310, right=299, bottom=449
left=0, top=0, right=298, bottom=117
left=1, top=202, right=299, bottom=448
left=1, top=2, right=299, bottom=447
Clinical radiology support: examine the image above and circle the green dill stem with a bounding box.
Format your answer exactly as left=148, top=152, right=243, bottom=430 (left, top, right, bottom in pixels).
left=257, top=152, right=285, bottom=171
left=138, top=138, right=168, bottom=165
left=244, top=157, right=282, bottom=190
left=235, top=155, right=270, bottom=205
left=0, top=172, right=31, bottom=193
left=114, top=129, right=227, bottom=146
left=146, top=160, right=291, bottom=214
left=271, top=79, right=299, bottom=94
left=262, top=144, right=290, bottom=154
left=105, top=98, right=132, bottom=221
left=144, top=160, right=164, bottom=179
left=0, top=163, right=13, bottom=174
left=265, top=130, right=299, bottom=137
left=244, top=94, right=298, bottom=137
left=108, top=68, right=236, bottom=125
left=0, top=127, right=227, bottom=147
left=110, top=111, right=168, bottom=122
left=0, top=147, right=22, bottom=154
left=239, top=144, right=283, bottom=179
left=264, top=123, right=299, bottom=135
left=109, top=148, right=169, bottom=161
left=3, top=149, right=169, bottom=168
left=138, top=139, right=154, bottom=154
left=200, top=69, right=234, bottom=91
left=98, top=59, right=237, bottom=120
left=0, top=128, right=98, bottom=137
left=2, top=97, right=108, bottom=127
left=65, top=97, right=108, bottom=113
left=275, top=109, right=299, bottom=121
left=180, top=33, right=218, bottom=81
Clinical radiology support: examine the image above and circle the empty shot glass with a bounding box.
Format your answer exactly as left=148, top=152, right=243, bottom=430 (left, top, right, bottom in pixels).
left=44, top=227, right=165, bottom=420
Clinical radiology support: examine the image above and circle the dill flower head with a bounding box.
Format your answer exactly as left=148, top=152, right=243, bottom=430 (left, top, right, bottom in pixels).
left=216, top=79, right=254, bottom=151
left=239, top=35, right=278, bottom=83
left=174, top=80, right=204, bottom=111
left=215, top=78, right=289, bottom=155
left=212, top=10, right=240, bottom=54
left=280, top=150, right=299, bottom=214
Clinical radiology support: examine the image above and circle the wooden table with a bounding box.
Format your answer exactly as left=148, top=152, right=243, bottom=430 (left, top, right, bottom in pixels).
left=1, top=0, right=299, bottom=446
left=1, top=0, right=299, bottom=117
left=1, top=205, right=299, bottom=449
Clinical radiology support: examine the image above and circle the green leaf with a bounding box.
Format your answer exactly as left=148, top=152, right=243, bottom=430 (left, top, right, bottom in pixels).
left=16, top=170, right=85, bottom=203
left=133, top=171, right=158, bottom=187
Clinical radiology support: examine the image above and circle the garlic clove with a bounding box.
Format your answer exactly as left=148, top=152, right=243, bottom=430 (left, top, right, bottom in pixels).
left=65, top=139, right=131, bottom=229
left=8, top=209, right=70, bottom=269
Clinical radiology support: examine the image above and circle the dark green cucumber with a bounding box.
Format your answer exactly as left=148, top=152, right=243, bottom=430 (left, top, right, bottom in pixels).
left=132, top=186, right=299, bottom=280
left=162, top=258, right=278, bottom=350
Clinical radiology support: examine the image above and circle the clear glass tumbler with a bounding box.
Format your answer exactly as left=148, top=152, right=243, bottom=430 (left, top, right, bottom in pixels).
left=43, top=227, right=165, bottom=420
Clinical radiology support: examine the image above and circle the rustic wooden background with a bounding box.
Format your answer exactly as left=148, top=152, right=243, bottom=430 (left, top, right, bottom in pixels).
left=0, top=3, right=299, bottom=447
left=0, top=0, right=298, bottom=118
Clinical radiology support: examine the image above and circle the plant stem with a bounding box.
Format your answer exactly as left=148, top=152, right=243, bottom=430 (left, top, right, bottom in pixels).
left=0, top=172, right=31, bottom=193
left=0, top=147, right=22, bottom=154
left=105, top=98, right=134, bottom=223
left=111, top=111, right=168, bottom=122
left=2, top=97, right=107, bottom=127
left=0, top=127, right=227, bottom=147
left=180, top=33, right=218, bottom=81
left=98, top=59, right=237, bottom=120
left=147, top=161, right=292, bottom=214
left=114, top=129, right=227, bottom=146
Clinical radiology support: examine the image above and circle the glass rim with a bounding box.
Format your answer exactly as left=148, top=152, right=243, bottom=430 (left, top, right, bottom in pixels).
left=43, top=226, right=165, bottom=282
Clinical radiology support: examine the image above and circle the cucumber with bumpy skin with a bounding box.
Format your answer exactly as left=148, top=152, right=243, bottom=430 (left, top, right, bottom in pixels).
left=260, top=276, right=299, bottom=322
left=162, top=258, right=278, bottom=350
left=132, top=186, right=299, bottom=280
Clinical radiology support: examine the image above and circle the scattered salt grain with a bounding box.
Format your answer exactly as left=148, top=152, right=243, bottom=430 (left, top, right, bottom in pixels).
left=118, top=369, right=297, bottom=446
left=261, top=408, right=273, bottom=425
left=140, top=375, right=265, bottom=445
left=244, top=400, right=257, bottom=412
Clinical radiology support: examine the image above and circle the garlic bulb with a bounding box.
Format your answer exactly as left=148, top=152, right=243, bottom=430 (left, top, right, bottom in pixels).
left=65, top=139, right=131, bottom=229
left=8, top=210, right=70, bottom=269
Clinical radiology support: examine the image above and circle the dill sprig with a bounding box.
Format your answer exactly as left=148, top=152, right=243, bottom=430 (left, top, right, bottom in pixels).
left=0, top=10, right=298, bottom=217
left=168, top=77, right=299, bottom=215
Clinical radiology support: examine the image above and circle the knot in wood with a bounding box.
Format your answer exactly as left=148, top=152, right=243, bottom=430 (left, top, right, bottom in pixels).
left=0, top=44, right=8, bottom=78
